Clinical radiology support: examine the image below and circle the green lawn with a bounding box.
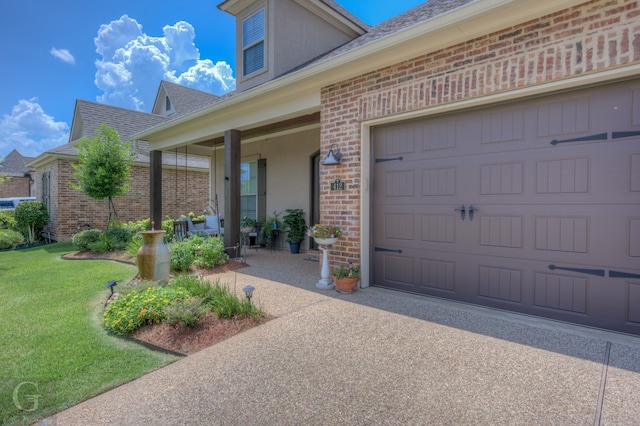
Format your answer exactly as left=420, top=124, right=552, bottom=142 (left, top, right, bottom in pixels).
left=0, top=243, right=180, bottom=426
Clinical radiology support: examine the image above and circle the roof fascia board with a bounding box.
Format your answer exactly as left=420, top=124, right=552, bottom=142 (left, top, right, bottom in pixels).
left=217, top=0, right=255, bottom=15
left=147, top=88, right=319, bottom=151
left=293, top=0, right=367, bottom=37
left=138, top=0, right=586, bottom=147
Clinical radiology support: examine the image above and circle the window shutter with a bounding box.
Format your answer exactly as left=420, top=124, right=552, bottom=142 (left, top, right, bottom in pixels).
left=257, top=159, right=266, bottom=220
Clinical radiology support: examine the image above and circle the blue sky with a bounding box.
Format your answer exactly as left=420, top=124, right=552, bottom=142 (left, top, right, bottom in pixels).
left=0, top=0, right=426, bottom=159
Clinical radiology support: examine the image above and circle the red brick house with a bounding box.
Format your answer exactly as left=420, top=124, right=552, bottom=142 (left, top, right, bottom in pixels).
left=27, top=81, right=217, bottom=240
left=136, top=0, right=638, bottom=334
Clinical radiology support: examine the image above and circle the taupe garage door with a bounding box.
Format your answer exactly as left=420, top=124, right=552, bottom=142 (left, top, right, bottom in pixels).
left=372, top=78, right=640, bottom=335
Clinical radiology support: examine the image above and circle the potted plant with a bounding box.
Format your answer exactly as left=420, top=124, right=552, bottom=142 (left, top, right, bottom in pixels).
left=282, top=208, right=306, bottom=254
left=307, top=224, right=342, bottom=245
left=260, top=211, right=282, bottom=250
left=332, top=263, right=360, bottom=293
left=240, top=216, right=257, bottom=234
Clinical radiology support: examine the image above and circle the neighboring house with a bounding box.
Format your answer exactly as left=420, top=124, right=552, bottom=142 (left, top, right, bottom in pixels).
left=0, top=149, right=35, bottom=198
left=132, top=0, right=638, bottom=335
left=27, top=81, right=219, bottom=241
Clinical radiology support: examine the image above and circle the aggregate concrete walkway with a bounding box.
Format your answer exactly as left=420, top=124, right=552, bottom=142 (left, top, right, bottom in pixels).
left=48, top=250, right=640, bottom=425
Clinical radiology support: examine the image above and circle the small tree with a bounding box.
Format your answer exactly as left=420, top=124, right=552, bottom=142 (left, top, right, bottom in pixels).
left=71, top=124, right=136, bottom=229
left=0, top=156, right=8, bottom=185
left=14, top=201, right=49, bottom=245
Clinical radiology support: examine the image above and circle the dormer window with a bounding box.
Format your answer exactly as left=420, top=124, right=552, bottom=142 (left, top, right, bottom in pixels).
left=242, top=9, right=265, bottom=76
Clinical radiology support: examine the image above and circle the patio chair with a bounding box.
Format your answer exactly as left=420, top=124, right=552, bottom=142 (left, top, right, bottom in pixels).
left=181, top=216, right=220, bottom=237
left=204, top=214, right=223, bottom=236
left=173, top=220, right=188, bottom=240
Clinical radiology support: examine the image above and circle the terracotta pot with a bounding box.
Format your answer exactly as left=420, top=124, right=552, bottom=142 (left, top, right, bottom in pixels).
left=333, top=276, right=359, bottom=293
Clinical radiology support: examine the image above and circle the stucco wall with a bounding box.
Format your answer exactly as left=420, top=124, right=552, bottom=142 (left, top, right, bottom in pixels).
left=319, top=0, right=640, bottom=266
left=35, top=159, right=209, bottom=241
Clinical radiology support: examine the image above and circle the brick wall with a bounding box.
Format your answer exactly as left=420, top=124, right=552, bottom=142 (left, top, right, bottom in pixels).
left=35, top=159, right=209, bottom=241
left=0, top=176, right=31, bottom=198
left=320, top=0, right=640, bottom=265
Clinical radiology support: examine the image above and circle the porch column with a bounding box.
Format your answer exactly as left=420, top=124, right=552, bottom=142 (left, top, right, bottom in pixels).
left=150, top=149, right=162, bottom=228
left=224, top=129, right=241, bottom=251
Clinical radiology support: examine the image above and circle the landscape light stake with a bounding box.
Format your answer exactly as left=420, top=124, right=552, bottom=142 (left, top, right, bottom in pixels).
left=243, top=285, right=255, bottom=304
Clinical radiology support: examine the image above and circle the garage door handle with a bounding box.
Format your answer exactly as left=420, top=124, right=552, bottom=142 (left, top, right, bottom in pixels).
left=455, top=205, right=466, bottom=220
left=375, top=247, right=403, bottom=254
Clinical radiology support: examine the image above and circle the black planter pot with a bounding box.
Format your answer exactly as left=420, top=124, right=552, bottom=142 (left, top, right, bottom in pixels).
left=289, top=242, right=301, bottom=254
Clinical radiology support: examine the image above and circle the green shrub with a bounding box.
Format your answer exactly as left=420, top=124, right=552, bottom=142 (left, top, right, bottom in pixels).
left=194, top=237, right=228, bottom=269
left=126, top=233, right=143, bottom=258
left=72, top=229, right=103, bottom=251
left=14, top=200, right=49, bottom=245
left=171, top=274, right=215, bottom=304
left=0, top=229, right=25, bottom=249
left=170, top=240, right=195, bottom=272
left=163, top=297, right=208, bottom=327
left=88, top=234, right=113, bottom=253
left=103, top=285, right=191, bottom=335
left=0, top=210, right=16, bottom=230
left=104, top=226, right=132, bottom=250
left=209, top=281, right=262, bottom=320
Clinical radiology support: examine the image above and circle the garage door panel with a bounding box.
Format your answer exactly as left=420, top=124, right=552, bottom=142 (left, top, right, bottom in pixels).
left=373, top=79, right=640, bottom=335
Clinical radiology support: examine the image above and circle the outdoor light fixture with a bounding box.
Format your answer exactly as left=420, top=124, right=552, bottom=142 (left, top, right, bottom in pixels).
left=105, top=280, right=118, bottom=295
left=243, top=285, right=255, bottom=303
left=322, top=144, right=342, bottom=166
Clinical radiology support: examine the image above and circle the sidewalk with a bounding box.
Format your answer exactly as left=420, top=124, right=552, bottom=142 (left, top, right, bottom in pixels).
left=47, top=250, right=640, bottom=425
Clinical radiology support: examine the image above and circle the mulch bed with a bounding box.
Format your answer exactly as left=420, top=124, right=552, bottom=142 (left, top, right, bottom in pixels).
left=64, top=250, right=269, bottom=355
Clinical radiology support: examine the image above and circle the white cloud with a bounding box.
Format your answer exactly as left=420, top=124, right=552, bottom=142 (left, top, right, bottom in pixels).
left=94, top=15, right=235, bottom=111
left=50, top=47, right=75, bottom=64
left=0, top=99, right=69, bottom=158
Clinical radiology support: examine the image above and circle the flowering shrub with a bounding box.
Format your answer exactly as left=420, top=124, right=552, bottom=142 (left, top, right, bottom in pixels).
left=307, top=224, right=342, bottom=239
left=103, top=286, right=191, bottom=335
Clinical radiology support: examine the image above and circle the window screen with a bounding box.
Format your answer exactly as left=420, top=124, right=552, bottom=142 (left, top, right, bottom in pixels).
left=242, top=9, right=265, bottom=76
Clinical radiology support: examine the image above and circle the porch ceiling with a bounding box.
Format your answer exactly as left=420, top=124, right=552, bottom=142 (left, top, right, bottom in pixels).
left=171, top=112, right=320, bottom=156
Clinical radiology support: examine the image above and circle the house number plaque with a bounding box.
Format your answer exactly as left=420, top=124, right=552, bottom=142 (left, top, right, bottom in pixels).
left=330, top=178, right=345, bottom=191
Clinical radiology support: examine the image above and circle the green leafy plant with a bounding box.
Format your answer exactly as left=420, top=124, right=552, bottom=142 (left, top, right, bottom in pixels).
left=0, top=229, right=25, bottom=249
left=13, top=200, right=49, bottom=245
left=163, top=297, right=208, bottom=327
left=170, top=240, right=195, bottom=271
left=332, top=263, right=360, bottom=279
left=194, top=236, right=228, bottom=268
left=103, top=285, right=191, bottom=335
left=0, top=210, right=16, bottom=230
left=260, top=211, right=282, bottom=248
left=127, top=233, right=144, bottom=257
left=71, top=123, right=136, bottom=229
left=72, top=229, right=103, bottom=251
left=209, top=281, right=263, bottom=320
left=282, top=208, right=306, bottom=243
left=308, top=224, right=342, bottom=239
left=240, top=215, right=257, bottom=229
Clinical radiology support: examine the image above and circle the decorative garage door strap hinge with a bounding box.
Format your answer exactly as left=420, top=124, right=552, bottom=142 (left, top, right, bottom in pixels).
left=375, top=247, right=403, bottom=254
left=612, top=130, right=640, bottom=139
left=548, top=264, right=605, bottom=276
left=609, top=270, right=640, bottom=279
left=548, top=265, right=640, bottom=279
left=375, top=156, right=403, bottom=163
left=550, top=133, right=608, bottom=145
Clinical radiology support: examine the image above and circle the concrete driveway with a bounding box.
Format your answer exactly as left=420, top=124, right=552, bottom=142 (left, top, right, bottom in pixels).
left=46, top=250, right=640, bottom=425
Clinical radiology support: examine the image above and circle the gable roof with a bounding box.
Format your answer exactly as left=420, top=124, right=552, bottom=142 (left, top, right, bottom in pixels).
left=152, top=80, right=221, bottom=118
left=69, top=100, right=170, bottom=143
left=1, top=149, right=35, bottom=177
